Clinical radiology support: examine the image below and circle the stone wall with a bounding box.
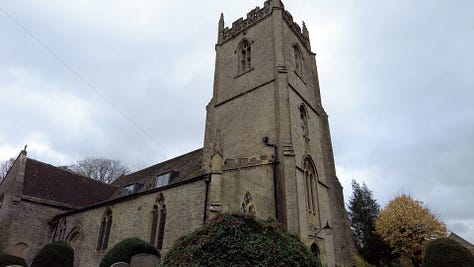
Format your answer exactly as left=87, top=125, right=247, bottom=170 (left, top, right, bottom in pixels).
left=55, top=178, right=207, bottom=267
left=2, top=201, right=65, bottom=265
left=0, top=152, right=70, bottom=265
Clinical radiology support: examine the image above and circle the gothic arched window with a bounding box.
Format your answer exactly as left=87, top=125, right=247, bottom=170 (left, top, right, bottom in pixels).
left=303, top=157, right=319, bottom=225
left=149, top=194, right=166, bottom=250
left=238, top=39, right=252, bottom=74
left=294, top=45, right=303, bottom=75
left=300, top=104, right=309, bottom=136
left=97, top=209, right=112, bottom=250
left=241, top=191, right=255, bottom=215
left=311, top=243, right=320, bottom=257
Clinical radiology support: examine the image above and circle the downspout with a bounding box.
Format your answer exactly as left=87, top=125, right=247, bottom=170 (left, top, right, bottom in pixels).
left=203, top=174, right=211, bottom=224
left=262, top=137, right=279, bottom=221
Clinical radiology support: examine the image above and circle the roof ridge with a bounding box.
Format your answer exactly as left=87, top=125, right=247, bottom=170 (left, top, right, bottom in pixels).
left=119, top=148, right=203, bottom=178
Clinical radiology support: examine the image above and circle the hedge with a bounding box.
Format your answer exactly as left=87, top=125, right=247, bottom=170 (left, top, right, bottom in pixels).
left=162, top=213, right=322, bottom=267
left=99, top=238, right=159, bottom=267
left=0, top=254, right=27, bottom=267
left=31, top=241, right=74, bottom=267
left=424, top=237, right=474, bottom=267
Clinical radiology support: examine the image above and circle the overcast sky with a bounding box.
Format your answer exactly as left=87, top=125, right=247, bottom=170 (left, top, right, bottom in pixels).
left=1, top=0, right=473, bottom=243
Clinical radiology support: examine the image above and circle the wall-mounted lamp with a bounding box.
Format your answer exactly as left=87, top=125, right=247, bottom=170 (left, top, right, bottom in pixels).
left=315, top=220, right=332, bottom=236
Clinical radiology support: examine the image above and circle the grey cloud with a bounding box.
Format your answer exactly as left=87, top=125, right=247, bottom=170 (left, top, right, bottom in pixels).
left=1, top=0, right=473, bottom=243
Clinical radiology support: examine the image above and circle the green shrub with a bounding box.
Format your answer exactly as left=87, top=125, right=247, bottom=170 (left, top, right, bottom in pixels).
left=99, top=238, right=159, bottom=267
left=0, top=254, right=27, bottom=267
left=31, top=241, right=74, bottom=267
left=352, top=253, right=370, bottom=267
left=423, top=237, right=474, bottom=267
left=162, top=213, right=322, bottom=267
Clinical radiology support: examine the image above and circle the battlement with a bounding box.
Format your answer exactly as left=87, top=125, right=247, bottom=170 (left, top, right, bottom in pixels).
left=219, top=0, right=311, bottom=51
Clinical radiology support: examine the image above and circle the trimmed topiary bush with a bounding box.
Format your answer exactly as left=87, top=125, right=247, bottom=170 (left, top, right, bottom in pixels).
left=423, top=237, right=474, bottom=267
left=0, top=254, right=27, bottom=267
left=31, top=241, right=74, bottom=267
left=99, top=238, right=159, bottom=267
left=162, top=213, right=322, bottom=266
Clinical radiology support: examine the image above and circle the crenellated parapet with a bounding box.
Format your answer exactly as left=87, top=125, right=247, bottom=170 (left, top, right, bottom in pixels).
left=282, top=10, right=312, bottom=51
left=220, top=3, right=273, bottom=44
left=218, top=0, right=312, bottom=52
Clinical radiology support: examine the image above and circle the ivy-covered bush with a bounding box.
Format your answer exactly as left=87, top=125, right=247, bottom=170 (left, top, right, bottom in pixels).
left=0, top=254, right=28, bottom=267
left=423, top=238, right=474, bottom=267
left=162, top=213, right=322, bottom=267
left=99, top=238, right=159, bottom=267
left=31, top=241, right=74, bottom=267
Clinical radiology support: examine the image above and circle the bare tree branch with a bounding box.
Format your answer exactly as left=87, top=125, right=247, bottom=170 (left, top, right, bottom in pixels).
left=65, top=158, right=129, bottom=184
left=0, top=158, right=15, bottom=182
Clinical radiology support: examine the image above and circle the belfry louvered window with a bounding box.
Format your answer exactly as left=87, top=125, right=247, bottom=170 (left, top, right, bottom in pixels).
left=238, top=39, right=252, bottom=74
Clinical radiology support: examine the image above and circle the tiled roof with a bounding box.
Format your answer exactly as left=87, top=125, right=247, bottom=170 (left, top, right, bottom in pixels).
left=22, top=158, right=116, bottom=207
left=110, top=148, right=203, bottom=198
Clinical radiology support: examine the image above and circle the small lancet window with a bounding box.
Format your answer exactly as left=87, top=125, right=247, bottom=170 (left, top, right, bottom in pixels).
left=300, top=104, right=309, bottom=136
left=58, top=219, right=67, bottom=241
left=97, top=209, right=113, bottom=250
left=238, top=39, right=252, bottom=74
left=149, top=206, right=159, bottom=245
left=294, top=45, right=303, bottom=76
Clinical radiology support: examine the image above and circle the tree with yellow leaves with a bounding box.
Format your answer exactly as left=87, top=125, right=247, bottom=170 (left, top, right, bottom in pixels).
left=375, top=194, right=447, bottom=267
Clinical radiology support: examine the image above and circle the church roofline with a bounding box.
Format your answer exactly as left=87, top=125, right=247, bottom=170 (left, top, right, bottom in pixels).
left=22, top=158, right=116, bottom=207
left=111, top=148, right=203, bottom=188
left=449, top=232, right=474, bottom=247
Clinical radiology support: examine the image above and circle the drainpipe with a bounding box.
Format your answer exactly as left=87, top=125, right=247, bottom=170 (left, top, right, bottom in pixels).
left=262, top=136, right=278, bottom=221
left=203, top=174, right=211, bottom=224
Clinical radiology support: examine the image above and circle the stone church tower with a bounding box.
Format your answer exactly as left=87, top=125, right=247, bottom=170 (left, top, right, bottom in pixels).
left=202, top=0, right=354, bottom=266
